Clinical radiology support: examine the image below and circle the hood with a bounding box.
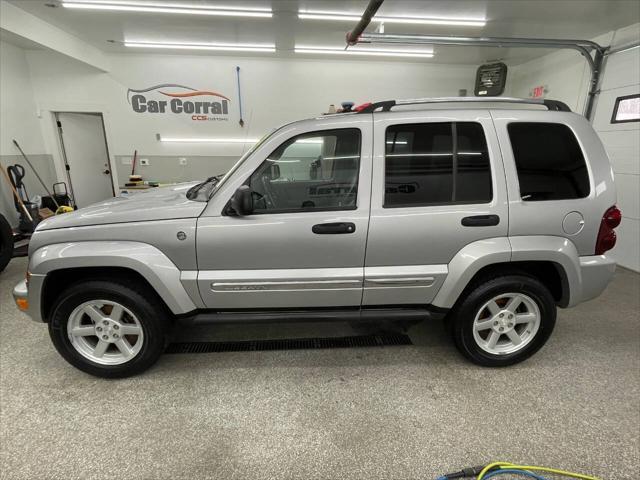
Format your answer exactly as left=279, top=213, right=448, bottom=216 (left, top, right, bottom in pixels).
left=37, top=182, right=207, bottom=231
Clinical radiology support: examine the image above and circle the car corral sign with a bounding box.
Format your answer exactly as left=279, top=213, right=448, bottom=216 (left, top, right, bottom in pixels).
left=127, top=83, right=230, bottom=121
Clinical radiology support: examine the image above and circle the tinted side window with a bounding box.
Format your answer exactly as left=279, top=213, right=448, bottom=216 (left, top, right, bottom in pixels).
left=249, top=128, right=360, bottom=213
left=384, top=122, right=492, bottom=207
left=508, top=123, right=590, bottom=201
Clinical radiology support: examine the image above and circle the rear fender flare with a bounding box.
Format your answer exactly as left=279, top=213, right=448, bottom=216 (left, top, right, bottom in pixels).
left=432, top=236, right=581, bottom=309
left=432, top=237, right=512, bottom=309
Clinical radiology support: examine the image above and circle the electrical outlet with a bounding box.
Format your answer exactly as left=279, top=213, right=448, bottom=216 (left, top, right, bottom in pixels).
left=121, top=158, right=132, bottom=165
left=179, top=157, right=187, bottom=166
left=140, top=158, right=150, bottom=166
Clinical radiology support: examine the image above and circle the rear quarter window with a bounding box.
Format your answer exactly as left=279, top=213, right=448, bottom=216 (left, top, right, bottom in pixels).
left=507, top=122, right=590, bottom=201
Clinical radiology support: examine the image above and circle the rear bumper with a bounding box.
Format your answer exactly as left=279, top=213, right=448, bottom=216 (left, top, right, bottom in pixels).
left=578, top=255, right=616, bottom=304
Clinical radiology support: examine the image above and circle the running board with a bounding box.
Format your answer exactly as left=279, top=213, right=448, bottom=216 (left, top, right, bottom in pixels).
left=166, top=334, right=413, bottom=354
left=179, top=306, right=448, bottom=326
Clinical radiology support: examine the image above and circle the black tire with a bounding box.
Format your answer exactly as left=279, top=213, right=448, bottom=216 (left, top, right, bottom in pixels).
left=450, top=274, right=556, bottom=367
left=0, top=214, right=13, bottom=273
left=48, top=279, right=170, bottom=378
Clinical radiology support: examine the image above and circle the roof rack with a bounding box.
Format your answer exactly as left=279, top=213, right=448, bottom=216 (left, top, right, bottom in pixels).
left=356, top=97, right=572, bottom=114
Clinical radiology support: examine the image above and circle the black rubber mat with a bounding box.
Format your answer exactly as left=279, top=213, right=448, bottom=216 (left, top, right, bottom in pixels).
left=166, top=334, right=412, bottom=354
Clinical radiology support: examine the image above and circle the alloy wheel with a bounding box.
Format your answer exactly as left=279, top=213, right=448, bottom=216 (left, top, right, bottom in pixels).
left=67, top=300, right=144, bottom=365
left=472, top=292, right=541, bottom=355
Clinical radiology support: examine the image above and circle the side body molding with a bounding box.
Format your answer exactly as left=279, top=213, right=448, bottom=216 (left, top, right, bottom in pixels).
left=29, top=241, right=202, bottom=314
left=432, top=237, right=511, bottom=309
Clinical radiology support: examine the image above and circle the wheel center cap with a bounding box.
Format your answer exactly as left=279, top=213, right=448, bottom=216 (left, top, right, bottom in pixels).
left=95, top=319, right=122, bottom=342
left=494, top=311, right=514, bottom=332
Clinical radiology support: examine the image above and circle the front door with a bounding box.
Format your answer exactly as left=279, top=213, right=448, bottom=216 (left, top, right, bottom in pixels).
left=196, top=117, right=373, bottom=309
left=363, top=109, right=509, bottom=305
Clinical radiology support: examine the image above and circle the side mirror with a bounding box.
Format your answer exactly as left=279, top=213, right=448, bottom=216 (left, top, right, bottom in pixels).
left=230, top=185, right=253, bottom=216
left=270, top=163, right=280, bottom=180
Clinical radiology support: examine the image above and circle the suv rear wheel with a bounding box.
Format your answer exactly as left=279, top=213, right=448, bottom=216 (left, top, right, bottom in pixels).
left=48, top=279, right=169, bottom=378
left=450, top=275, right=556, bottom=366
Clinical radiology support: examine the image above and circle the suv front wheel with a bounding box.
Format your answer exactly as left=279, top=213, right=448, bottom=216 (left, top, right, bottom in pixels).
left=48, top=279, right=169, bottom=378
left=450, top=275, right=556, bottom=366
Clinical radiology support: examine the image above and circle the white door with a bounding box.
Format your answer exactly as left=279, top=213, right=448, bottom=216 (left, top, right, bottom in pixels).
left=196, top=122, right=373, bottom=310
left=364, top=109, right=509, bottom=305
left=56, top=113, right=114, bottom=207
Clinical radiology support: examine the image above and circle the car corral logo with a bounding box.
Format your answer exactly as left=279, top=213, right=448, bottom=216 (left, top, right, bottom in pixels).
left=127, top=84, right=229, bottom=121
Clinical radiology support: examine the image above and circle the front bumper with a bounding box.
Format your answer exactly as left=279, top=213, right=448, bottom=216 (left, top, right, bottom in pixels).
left=13, top=279, right=28, bottom=310
left=579, top=255, right=616, bottom=303
left=13, top=274, right=46, bottom=323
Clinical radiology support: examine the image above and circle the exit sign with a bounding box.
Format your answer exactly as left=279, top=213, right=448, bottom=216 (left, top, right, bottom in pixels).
left=531, top=85, right=547, bottom=98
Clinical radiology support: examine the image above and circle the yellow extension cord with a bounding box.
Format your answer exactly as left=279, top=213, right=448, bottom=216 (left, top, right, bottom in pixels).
left=477, top=461, right=602, bottom=480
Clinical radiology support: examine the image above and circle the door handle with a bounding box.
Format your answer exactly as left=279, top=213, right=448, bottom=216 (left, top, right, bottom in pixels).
left=312, top=222, right=356, bottom=234
left=103, top=169, right=111, bottom=175
left=461, top=215, right=500, bottom=227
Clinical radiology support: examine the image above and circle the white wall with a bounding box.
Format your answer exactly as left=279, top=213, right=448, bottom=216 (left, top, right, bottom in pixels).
left=0, top=39, right=53, bottom=226
left=508, top=30, right=619, bottom=114
left=0, top=40, right=46, bottom=156
left=24, top=50, right=476, bottom=185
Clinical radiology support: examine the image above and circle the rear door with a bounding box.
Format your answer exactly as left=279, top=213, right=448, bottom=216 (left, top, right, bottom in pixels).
left=196, top=116, right=373, bottom=309
left=364, top=109, right=508, bottom=305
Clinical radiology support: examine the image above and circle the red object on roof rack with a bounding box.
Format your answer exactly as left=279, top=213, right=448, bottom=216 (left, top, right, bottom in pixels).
left=354, top=102, right=373, bottom=112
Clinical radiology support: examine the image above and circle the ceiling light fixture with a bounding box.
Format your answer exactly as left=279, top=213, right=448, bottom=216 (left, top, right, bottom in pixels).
left=125, top=41, right=275, bottom=53
left=295, top=45, right=434, bottom=58
left=157, top=136, right=260, bottom=143
left=62, top=1, right=273, bottom=17
left=298, top=9, right=486, bottom=27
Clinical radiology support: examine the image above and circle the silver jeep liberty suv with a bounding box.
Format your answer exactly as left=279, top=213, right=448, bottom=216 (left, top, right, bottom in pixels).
left=14, top=97, right=621, bottom=378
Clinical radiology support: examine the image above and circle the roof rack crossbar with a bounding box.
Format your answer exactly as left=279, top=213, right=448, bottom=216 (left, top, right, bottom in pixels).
left=356, top=97, right=571, bottom=113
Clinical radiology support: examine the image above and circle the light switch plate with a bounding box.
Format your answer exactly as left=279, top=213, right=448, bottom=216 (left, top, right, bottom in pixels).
left=139, top=158, right=150, bottom=166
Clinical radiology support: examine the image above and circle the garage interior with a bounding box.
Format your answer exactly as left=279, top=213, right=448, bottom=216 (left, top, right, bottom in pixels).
left=1, top=1, right=639, bottom=479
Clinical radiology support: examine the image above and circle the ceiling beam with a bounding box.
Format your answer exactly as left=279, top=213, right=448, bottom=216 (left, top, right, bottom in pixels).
left=0, top=0, right=110, bottom=72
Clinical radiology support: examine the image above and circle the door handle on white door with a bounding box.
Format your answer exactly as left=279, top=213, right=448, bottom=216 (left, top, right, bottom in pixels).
left=103, top=169, right=110, bottom=175
left=312, top=222, right=356, bottom=234
left=461, top=215, right=500, bottom=227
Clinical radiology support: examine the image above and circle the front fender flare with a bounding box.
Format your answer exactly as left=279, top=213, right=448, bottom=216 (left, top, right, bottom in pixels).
left=29, top=241, right=200, bottom=314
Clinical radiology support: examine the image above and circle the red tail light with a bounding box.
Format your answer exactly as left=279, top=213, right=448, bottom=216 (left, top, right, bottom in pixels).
left=604, top=206, right=622, bottom=228
left=595, top=205, right=622, bottom=255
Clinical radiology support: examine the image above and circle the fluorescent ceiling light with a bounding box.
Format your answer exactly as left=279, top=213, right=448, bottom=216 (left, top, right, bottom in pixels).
left=298, top=9, right=485, bottom=27
left=296, top=45, right=433, bottom=58
left=62, top=1, right=272, bottom=17
left=158, top=136, right=260, bottom=143
left=125, top=41, right=275, bottom=53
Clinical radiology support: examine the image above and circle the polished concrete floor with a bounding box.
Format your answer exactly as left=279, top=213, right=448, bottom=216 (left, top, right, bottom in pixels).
left=1, top=257, right=638, bottom=480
